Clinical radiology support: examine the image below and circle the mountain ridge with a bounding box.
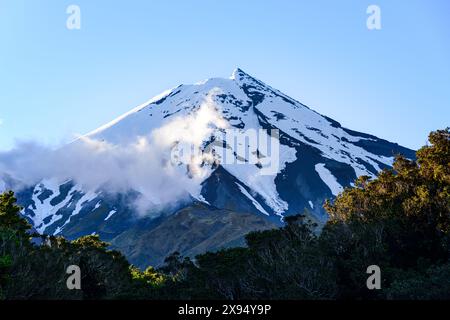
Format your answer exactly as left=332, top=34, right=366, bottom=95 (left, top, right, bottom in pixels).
left=1, top=68, right=415, bottom=267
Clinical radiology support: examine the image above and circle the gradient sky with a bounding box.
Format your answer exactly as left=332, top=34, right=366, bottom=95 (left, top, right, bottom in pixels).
left=0, top=0, right=449, bottom=151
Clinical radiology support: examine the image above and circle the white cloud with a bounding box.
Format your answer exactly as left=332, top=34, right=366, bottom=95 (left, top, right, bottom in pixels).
left=0, top=93, right=226, bottom=216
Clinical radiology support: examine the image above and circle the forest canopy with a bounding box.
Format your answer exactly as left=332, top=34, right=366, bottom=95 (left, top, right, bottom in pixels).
left=0, top=128, right=449, bottom=300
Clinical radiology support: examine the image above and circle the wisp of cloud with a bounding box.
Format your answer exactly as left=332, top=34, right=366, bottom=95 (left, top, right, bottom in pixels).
left=0, top=91, right=228, bottom=215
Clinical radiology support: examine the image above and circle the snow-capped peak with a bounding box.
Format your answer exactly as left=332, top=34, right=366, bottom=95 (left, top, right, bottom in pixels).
left=75, top=68, right=404, bottom=215
left=17, top=68, right=415, bottom=235
left=230, top=67, right=248, bottom=80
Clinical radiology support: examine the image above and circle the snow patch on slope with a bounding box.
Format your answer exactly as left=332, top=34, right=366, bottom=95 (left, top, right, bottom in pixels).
left=235, top=182, right=269, bottom=216
left=58, top=188, right=98, bottom=233
left=104, top=209, right=117, bottom=221
left=26, top=179, right=77, bottom=233
left=315, top=163, right=343, bottom=196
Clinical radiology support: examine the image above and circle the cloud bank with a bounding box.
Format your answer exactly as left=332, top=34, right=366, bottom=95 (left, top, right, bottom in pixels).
left=0, top=92, right=227, bottom=215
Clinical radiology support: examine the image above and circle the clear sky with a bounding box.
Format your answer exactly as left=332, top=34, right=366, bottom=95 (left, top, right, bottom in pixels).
left=0, top=0, right=449, bottom=151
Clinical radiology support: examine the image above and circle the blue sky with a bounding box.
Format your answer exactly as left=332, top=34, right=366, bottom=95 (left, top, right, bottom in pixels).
left=0, top=0, right=449, bottom=151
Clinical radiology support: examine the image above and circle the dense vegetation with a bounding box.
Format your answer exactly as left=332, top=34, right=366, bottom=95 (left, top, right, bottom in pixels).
left=0, top=128, right=449, bottom=300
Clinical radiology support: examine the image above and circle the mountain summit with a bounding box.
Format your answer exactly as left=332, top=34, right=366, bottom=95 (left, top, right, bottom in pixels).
left=12, top=69, right=415, bottom=267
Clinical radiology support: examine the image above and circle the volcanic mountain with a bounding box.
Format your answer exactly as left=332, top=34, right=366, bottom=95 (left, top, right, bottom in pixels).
left=5, top=68, right=414, bottom=267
